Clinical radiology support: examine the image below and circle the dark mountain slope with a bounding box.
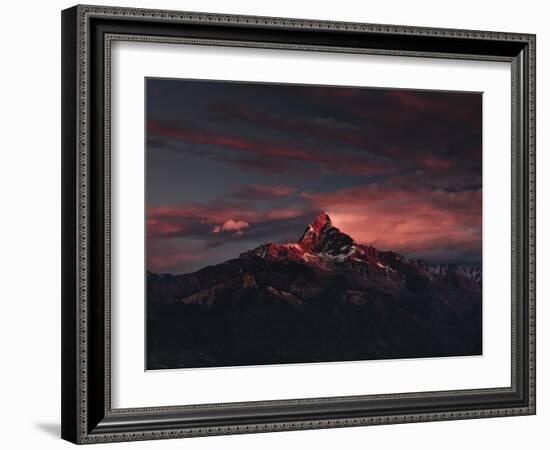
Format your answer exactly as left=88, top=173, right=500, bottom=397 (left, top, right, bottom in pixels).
left=147, top=213, right=481, bottom=369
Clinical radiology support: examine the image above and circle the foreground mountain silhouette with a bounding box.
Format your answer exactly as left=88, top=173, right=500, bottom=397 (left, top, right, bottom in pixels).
left=147, top=212, right=482, bottom=369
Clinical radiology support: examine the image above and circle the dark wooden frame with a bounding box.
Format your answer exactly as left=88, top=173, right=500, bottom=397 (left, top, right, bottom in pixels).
left=61, top=4, right=536, bottom=444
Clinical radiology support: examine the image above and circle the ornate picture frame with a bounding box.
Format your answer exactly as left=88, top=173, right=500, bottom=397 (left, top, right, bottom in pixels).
left=61, top=5, right=536, bottom=444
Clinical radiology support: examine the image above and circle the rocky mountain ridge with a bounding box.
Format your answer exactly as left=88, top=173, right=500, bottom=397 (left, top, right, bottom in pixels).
left=147, top=212, right=482, bottom=370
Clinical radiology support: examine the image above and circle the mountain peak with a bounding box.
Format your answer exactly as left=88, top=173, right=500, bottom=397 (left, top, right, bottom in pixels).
left=311, top=211, right=332, bottom=230
left=298, top=212, right=353, bottom=255
left=298, top=212, right=332, bottom=249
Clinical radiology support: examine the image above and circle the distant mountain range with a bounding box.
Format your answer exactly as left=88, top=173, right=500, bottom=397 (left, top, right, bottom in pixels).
left=147, top=212, right=482, bottom=369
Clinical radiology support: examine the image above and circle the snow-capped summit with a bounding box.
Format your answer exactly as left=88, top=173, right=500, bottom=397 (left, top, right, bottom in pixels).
left=304, top=211, right=332, bottom=233
left=298, top=212, right=333, bottom=250
left=298, top=212, right=353, bottom=255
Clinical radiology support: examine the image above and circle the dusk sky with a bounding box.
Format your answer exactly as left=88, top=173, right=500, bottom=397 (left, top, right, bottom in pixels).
left=146, top=78, right=482, bottom=274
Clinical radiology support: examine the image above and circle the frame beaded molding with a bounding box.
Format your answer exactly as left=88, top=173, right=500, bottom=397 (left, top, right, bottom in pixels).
left=85, top=407, right=533, bottom=444
left=73, top=4, right=536, bottom=444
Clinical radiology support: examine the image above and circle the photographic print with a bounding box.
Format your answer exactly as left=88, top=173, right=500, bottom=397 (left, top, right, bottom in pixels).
left=146, top=78, right=482, bottom=370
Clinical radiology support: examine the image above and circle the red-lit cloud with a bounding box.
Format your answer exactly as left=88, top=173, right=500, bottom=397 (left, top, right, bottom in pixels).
left=212, top=219, right=250, bottom=235
left=146, top=200, right=318, bottom=272
left=147, top=201, right=311, bottom=240
left=148, top=120, right=396, bottom=177
left=149, top=121, right=316, bottom=162
left=302, top=184, right=481, bottom=261
left=148, top=177, right=481, bottom=269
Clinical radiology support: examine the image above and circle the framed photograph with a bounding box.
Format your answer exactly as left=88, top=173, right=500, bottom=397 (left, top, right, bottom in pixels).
left=61, top=5, right=536, bottom=444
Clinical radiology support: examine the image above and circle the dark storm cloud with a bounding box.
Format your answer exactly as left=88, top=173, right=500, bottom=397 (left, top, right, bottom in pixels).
left=206, top=87, right=482, bottom=187
left=147, top=119, right=397, bottom=177
left=231, top=184, right=297, bottom=200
